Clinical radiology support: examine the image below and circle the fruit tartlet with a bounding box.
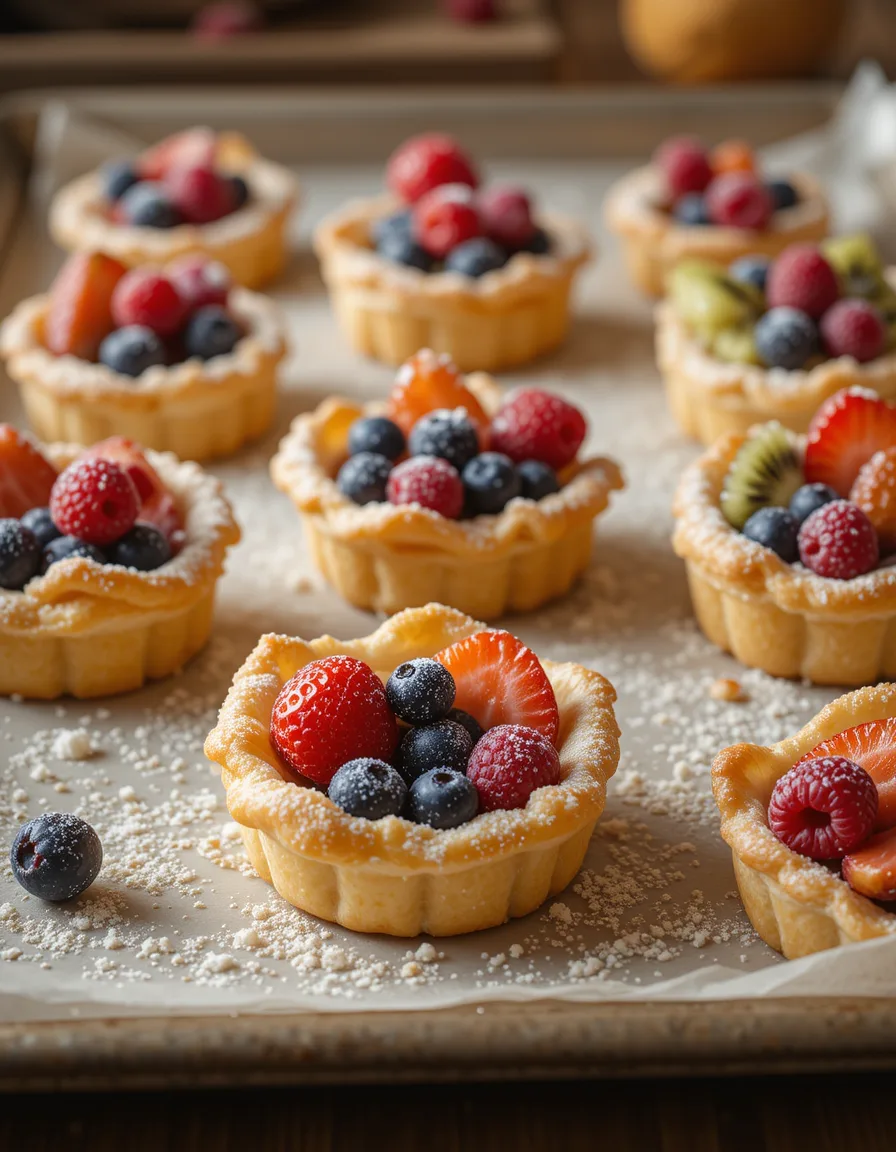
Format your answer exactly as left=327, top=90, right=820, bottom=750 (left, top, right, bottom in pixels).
left=658, top=236, right=896, bottom=444
left=270, top=349, right=623, bottom=619
left=673, top=388, right=896, bottom=686
left=0, top=250, right=286, bottom=462
left=49, top=128, right=298, bottom=289
left=0, top=428, right=239, bottom=699
left=604, top=135, right=829, bottom=298
left=714, top=684, right=896, bottom=959
left=204, top=603, right=620, bottom=937
left=313, top=133, right=592, bottom=372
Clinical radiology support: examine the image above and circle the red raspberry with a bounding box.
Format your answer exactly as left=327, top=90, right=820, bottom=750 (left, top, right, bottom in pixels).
left=490, top=388, right=587, bottom=470
left=111, top=268, right=187, bottom=337
left=444, top=0, right=496, bottom=20
left=478, top=185, right=535, bottom=249
left=768, top=756, right=878, bottom=860
left=49, top=458, right=140, bottom=546
left=654, top=136, right=713, bottom=199
left=766, top=245, right=840, bottom=319
left=386, top=456, right=464, bottom=519
left=466, top=724, right=561, bottom=812
left=798, top=499, right=879, bottom=579
left=705, top=172, right=774, bottom=230
left=191, top=1, right=264, bottom=39
left=168, top=256, right=232, bottom=310
left=820, top=299, right=887, bottom=364
left=270, top=655, right=398, bottom=788
left=387, top=134, right=479, bottom=205
left=413, top=185, right=482, bottom=259
left=165, top=163, right=235, bottom=225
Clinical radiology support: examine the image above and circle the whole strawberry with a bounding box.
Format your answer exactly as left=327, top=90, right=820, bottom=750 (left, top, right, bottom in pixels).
left=797, top=499, right=879, bottom=580
left=490, top=389, right=586, bottom=470
left=50, top=458, right=140, bottom=546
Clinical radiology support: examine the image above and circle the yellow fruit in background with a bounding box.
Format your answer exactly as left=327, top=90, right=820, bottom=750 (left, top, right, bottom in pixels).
left=620, top=0, right=847, bottom=83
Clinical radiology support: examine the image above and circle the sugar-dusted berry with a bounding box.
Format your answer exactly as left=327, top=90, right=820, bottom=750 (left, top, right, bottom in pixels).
left=768, top=756, right=878, bottom=860
left=705, top=172, right=774, bottom=230
left=467, top=724, right=561, bottom=812
left=386, top=455, right=465, bottom=519
left=327, top=758, right=407, bottom=821
left=10, top=812, right=103, bottom=902
left=797, top=499, right=879, bottom=580
left=337, top=452, right=393, bottom=506
left=766, top=245, right=840, bottom=319
left=413, top=184, right=483, bottom=259
left=111, top=267, right=187, bottom=337
left=477, top=185, right=535, bottom=250
left=408, top=408, right=480, bottom=471
left=851, top=448, right=896, bottom=553
left=168, top=255, right=232, bottom=310
left=0, top=519, right=41, bottom=590
left=386, top=134, right=478, bottom=204
left=386, top=657, right=456, bottom=727
left=49, top=458, right=140, bottom=546
left=490, top=388, right=586, bottom=470
left=348, top=416, right=406, bottom=462
left=820, top=299, right=887, bottom=364
left=399, top=719, right=473, bottom=784
left=406, top=768, right=479, bottom=829
left=654, top=136, right=713, bottom=199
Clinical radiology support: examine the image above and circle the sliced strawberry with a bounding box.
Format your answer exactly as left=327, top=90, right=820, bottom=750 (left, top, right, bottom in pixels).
left=804, top=388, right=896, bottom=497
left=0, top=425, right=58, bottom=518
left=44, top=252, right=128, bottom=361
left=141, top=492, right=186, bottom=554
left=434, top=630, right=559, bottom=745
left=138, top=128, right=216, bottom=182
left=843, top=825, right=896, bottom=900
left=800, top=718, right=896, bottom=832
left=387, top=350, right=490, bottom=441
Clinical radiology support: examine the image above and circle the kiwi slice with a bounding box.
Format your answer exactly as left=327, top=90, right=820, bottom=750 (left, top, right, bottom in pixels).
left=822, top=234, right=883, bottom=298
left=668, top=260, right=763, bottom=340
left=720, top=423, right=803, bottom=530
left=712, top=326, right=761, bottom=366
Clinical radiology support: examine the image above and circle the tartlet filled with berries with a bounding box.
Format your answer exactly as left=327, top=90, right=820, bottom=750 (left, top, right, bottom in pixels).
left=714, top=683, right=896, bottom=959
left=658, top=235, right=896, bottom=444
left=604, top=135, right=829, bottom=298
left=204, top=603, right=619, bottom=937
left=0, top=250, right=286, bottom=462
left=49, top=128, right=298, bottom=289
left=270, top=349, right=623, bottom=619
left=673, top=388, right=896, bottom=686
left=313, top=134, right=592, bottom=372
left=0, top=427, right=239, bottom=699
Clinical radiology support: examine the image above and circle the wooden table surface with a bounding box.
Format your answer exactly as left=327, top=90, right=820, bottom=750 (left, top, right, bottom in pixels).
left=5, top=1075, right=895, bottom=1150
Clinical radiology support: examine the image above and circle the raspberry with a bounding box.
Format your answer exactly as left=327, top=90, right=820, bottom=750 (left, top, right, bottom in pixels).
left=165, top=163, right=236, bottom=225
left=191, top=1, right=263, bottom=39
left=489, top=388, right=587, bottom=470
left=466, top=724, right=561, bottom=813
left=111, top=268, right=187, bottom=337
left=49, top=458, right=140, bottom=546
left=766, top=245, right=840, bottom=319
left=797, top=499, right=879, bottom=580
left=386, top=456, right=464, bottom=519
left=820, top=299, right=887, bottom=363
left=167, top=256, right=232, bottom=310
left=413, top=185, right=482, bottom=259
left=654, top=136, right=713, bottom=199
left=705, top=172, right=774, bottom=230
left=477, top=185, right=535, bottom=249
left=444, top=0, right=496, bottom=22
left=386, top=134, right=479, bottom=204
left=768, top=756, right=878, bottom=860
left=270, top=655, right=398, bottom=787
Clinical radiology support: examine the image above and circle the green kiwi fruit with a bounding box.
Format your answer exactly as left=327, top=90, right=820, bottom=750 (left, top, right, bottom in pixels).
left=822, top=234, right=883, bottom=298
left=720, top=422, right=803, bottom=530
left=668, top=260, right=763, bottom=340
left=712, top=326, right=761, bottom=365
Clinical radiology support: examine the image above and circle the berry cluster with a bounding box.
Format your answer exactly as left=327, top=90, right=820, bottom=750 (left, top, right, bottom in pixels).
left=102, top=128, right=248, bottom=230
left=269, top=629, right=563, bottom=829
left=656, top=135, right=799, bottom=231
left=0, top=428, right=183, bottom=591
left=336, top=352, right=585, bottom=518
left=44, top=251, right=243, bottom=377
left=374, top=134, right=550, bottom=277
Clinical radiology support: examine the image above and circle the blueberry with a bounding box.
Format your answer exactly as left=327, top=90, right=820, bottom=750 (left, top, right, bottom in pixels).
left=767, top=179, right=799, bottom=211
left=0, top=520, right=40, bottom=590
left=517, top=459, right=560, bottom=502
left=399, top=719, right=473, bottom=785
left=337, top=451, right=393, bottom=505
left=99, top=325, right=167, bottom=377
left=228, top=174, right=250, bottom=211
left=327, top=758, right=407, bottom=821
left=742, top=506, right=799, bottom=563
left=754, top=307, right=819, bottom=370
left=184, top=306, right=243, bottom=361
left=101, top=160, right=140, bottom=202
left=119, top=181, right=183, bottom=228
left=106, top=524, right=172, bottom=572
left=20, top=507, right=61, bottom=549
left=408, top=409, right=480, bottom=471
left=673, top=193, right=710, bottom=226
left=462, top=452, right=522, bottom=516
left=377, top=230, right=434, bottom=272
left=729, top=256, right=771, bottom=294
left=386, top=658, right=456, bottom=726
left=41, top=536, right=105, bottom=573
left=372, top=209, right=413, bottom=247
left=521, top=226, right=551, bottom=255
left=406, top=768, right=479, bottom=830
left=348, top=415, right=406, bottom=462
left=446, top=707, right=483, bottom=747
left=444, top=238, right=508, bottom=278
left=10, top=813, right=103, bottom=902
left=789, top=483, right=839, bottom=526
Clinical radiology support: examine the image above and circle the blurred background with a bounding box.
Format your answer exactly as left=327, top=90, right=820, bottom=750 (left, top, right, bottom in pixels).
left=0, top=0, right=892, bottom=92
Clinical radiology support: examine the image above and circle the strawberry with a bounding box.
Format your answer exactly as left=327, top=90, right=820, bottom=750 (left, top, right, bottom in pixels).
left=800, top=718, right=896, bottom=832
left=842, top=825, right=896, bottom=900
left=804, top=388, right=896, bottom=496
left=387, top=349, right=490, bottom=440
left=434, top=630, right=559, bottom=745
left=0, top=426, right=58, bottom=518
left=44, top=252, right=128, bottom=360
left=851, top=447, right=896, bottom=553
left=138, top=128, right=216, bottom=182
